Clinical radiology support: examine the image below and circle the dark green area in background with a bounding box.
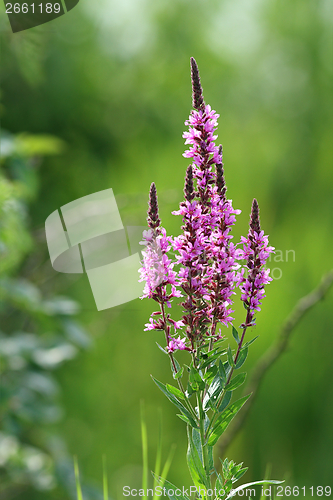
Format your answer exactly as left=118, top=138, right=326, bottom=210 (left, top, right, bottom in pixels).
left=1, top=0, right=333, bottom=498
left=64, top=0, right=79, bottom=12
left=4, top=0, right=65, bottom=33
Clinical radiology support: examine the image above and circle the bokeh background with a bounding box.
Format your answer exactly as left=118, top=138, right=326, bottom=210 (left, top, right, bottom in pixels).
left=1, top=0, right=333, bottom=498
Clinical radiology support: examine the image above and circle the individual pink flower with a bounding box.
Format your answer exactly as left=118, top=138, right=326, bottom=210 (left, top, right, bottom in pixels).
left=166, top=336, right=187, bottom=353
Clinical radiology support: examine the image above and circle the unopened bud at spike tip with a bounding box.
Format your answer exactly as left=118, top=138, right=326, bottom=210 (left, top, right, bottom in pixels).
left=216, top=145, right=226, bottom=201
left=250, top=198, right=261, bottom=234
left=184, top=165, right=195, bottom=202
left=147, top=182, right=161, bottom=229
left=190, top=57, right=205, bottom=111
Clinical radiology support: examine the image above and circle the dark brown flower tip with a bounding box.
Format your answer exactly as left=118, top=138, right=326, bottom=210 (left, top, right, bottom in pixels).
left=147, top=182, right=161, bottom=229
left=216, top=145, right=226, bottom=201
left=190, top=57, right=205, bottom=112
left=250, top=198, right=261, bottom=234
left=184, top=165, right=195, bottom=202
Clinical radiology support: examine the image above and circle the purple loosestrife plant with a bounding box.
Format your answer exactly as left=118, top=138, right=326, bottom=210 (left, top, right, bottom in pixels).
left=139, top=58, right=281, bottom=500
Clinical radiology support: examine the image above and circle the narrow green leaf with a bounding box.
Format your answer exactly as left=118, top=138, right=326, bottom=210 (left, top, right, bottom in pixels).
left=218, top=391, right=232, bottom=413
left=74, top=456, right=83, bottom=500
left=156, top=342, right=168, bottom=354
left=230, top=463, right=242, bottom=476
left=177, top=414, right=193, bottom=425
left=204, top=365, right=217, bottom=384
left=218, top=360, right=226, bottom=385
left=186, top=381, right=195, bottom=397
left=174, top=367, right=184, bottom=380
left=166, top=384, right=185, bottom=399
left=204, top=415, right=211, bottom=433
left=203, top=374, right=223, bottom=411
left=153, top=409, right=162, bottom=500
left=103, top=455, right=108, bottom=500
left=224, top=479, right=233, bottom=494
left=208, top=394, right=251, bottom=446
left=152, top=475, right=190, bottom=500
left=189, top=366, right=205, bottom=391
left=200, top=350, right=226, bottom=369
left=140, top=402, right=148, bottom=500
left=222, top=457, right=229, bottom=479
left=232, top=326, right=240, bottom=344
left=227, top=346, right=235, bottom=368
left=216, top=474, right=225, bottom=498
left=151, top=376, right=197, bottom=428
left=243, top=336, right=259, bottom=349
left=225, top=373, right=246, bottom=392
left=234, top=467, right=248, bottom=480
left=191, top=428, right=203, bottom=465
left=207, top=445, right=214, bottom=474
left=152, top=445, right=176, bottom=500
left=187, top=426, right=209, bottom=490
left=235, top=347, right=248, bottom=369
left=223, top=361, right=231, bottom=379
left=170, top=356, right=181, bottom=377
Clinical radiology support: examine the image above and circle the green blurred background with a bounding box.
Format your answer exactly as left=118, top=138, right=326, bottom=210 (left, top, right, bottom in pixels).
left=1, top=0, right=333, bottom=498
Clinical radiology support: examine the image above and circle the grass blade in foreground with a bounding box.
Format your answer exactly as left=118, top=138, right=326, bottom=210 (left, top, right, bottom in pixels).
left=74, top=456, right=83, bottom=500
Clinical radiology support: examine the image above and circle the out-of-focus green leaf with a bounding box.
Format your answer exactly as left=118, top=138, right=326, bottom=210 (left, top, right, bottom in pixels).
left=15, top=134, right=65, bottom=157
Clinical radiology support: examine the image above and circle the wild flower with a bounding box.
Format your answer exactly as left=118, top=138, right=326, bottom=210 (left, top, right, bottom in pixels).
left=139, top=183, right=181, bottom=350
left=139, top=58, right=280, bottom=500
left=236, top=198, right=275, bottom=328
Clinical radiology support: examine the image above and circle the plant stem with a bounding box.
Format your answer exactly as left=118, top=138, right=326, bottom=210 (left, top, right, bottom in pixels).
left=197, top=391, right=212, bottom=500
left=205, top=309, right=252, bottom=439
left=160, top=298, right=198, bottom=423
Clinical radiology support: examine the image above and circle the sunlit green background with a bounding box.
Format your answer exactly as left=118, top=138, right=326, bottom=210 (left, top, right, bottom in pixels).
left=1, top=0, right=333, bottom=498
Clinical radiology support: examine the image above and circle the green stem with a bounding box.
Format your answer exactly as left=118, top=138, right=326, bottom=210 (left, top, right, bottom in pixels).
left=160, top=300, right=198, bottom=424
left=197, top=392, right=212, bottom=500
left=206, top=310, right=252, bottom=440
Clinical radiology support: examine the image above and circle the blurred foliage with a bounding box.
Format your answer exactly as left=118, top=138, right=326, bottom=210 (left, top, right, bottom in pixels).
left=0, top=134, right=101, bottom=499
left=0, top=0, right=333, bottom=498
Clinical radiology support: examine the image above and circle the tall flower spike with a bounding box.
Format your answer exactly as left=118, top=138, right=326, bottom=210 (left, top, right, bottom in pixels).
left=237, top=198, right=274, bottom=325
left=147, top=182, right=160, bottom=230
left=173, top=58, right=241, bottom=341
left=190, top=57, right=205, bottom=112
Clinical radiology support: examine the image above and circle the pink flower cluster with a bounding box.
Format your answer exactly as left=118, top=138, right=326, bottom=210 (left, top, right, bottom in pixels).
left=139, top=228, right=180, bottom=305
left=140, top=58, right=274, bottom=354
left=183, top=104, right=221, bottom=169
